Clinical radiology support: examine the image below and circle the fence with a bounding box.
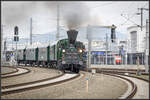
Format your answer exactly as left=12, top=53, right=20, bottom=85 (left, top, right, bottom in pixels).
left=91, top=52, right=145, bottom=65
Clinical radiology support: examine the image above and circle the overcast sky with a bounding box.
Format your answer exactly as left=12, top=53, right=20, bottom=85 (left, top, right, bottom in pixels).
left=2, top=1, right=149, bottom=41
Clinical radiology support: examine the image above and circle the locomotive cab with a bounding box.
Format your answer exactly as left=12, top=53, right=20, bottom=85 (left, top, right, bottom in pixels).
left=61, top=44, right=82, bottom=73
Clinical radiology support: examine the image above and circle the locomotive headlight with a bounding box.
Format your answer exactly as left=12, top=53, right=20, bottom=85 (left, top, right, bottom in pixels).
left=79, top=61, right=83, bottom=65
left=62, top=49, right=65, bottom=53
left=62, top=61, right=66, bottom=64
left=79, top=49, right=82, bottom=53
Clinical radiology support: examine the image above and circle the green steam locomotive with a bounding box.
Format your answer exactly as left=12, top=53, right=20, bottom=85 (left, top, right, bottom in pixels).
left=17, top=30, right=86, bottom=73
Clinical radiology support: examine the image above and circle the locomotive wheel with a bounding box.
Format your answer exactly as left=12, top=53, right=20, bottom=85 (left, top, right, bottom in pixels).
left=71, top=65, right=74, bottom=72
left=75, top=68, right=79, bottom=73
left=73, top=67, right=79, bottom=73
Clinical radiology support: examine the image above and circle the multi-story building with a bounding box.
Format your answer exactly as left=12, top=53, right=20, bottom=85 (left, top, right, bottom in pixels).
left=127, top=25, right=146, bottom=64
left=127, top=25, right=146, bottom=53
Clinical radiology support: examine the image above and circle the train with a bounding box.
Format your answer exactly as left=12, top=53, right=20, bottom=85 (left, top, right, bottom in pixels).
left=16, top=30, right=86, bottom=73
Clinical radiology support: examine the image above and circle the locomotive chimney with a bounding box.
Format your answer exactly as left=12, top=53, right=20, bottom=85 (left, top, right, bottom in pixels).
left=67, top=30, right=78, bottom=44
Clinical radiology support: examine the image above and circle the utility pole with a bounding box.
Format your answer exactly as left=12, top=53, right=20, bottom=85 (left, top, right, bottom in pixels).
left=16, top=39, right=17, bottom=66
left=4, top=39, right=7, bottom=56
left=56, top=4, right=60, bottom=41
left=125, top=41, right=128, bottom=65
left=145, top=19, right=149, bottom=73
left=137, top=7, right=149, bottom=72
left=14, top=26, right=19, bottom=67
left=87, top=25, right=92, bottom=68
left=137, top=8, right=149, bottom=31
left=140, top=8, right=143, bottom=31
left=30, top=17, right=32, bottom=45
left=1, top=25, right=4, bottom=63
left=105, top=33, right=108, bottom=65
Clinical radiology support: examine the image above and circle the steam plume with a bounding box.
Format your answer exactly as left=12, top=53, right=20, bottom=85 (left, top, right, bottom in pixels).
left=61, top=3, right=90, bottom=30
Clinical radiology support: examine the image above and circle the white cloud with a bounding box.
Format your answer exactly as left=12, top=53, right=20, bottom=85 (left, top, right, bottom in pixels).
left=2, top=1, right=148, bottom=41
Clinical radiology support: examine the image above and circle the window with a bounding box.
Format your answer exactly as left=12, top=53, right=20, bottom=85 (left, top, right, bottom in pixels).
left=130, top=31, right=137, bottom=52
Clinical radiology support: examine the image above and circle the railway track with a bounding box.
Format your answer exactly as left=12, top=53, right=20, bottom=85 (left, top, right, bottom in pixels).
left=95, top=69, right=149, bottom=99
left=95, top=68, right=148, bottom=75
left=1, top=67, right=31, bottom=78
left=1, top=72, right=81, bottom=96
left=2, top=66, right=148, bottom=99
left=82, top=68, right=149, bottom=99
left=1, top=66, right=19, bottom=75
left=102, top=73, right=137, bottom=99
left=114, top=73, right=149, bottom=99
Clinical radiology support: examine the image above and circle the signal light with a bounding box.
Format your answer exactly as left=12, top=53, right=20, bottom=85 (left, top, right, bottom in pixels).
left=14, top=36, right=19, bottom=41
left=79, top=49, right=82, bottom=53
left=62, top=49, right=65, bottom=53
left=111, top=24, right=116, bottom=43
left=14, top=26, right=19, bottom=35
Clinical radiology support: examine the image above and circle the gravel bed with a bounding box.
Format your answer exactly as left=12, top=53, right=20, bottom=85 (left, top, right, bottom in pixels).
left=129, top=74, right=149, bottom=81
left=1, top=67, right=17, bottom=74
left=1, top=67, right=60, bottom=86
left=2, top=71, right=128, bottom=99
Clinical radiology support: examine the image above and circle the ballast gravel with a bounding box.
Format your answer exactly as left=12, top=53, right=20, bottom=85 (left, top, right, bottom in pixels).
left=2, top=71, right=128, bottom=99
left=1, top=67, right=61, bottom=86
left=1, top=67, right=17, bottom=74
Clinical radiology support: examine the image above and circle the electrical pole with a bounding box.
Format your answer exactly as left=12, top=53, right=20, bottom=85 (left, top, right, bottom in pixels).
left=145, top=19, right=149, bottom=73
left=87, top=25, right=92, bottom=68
left=138, top=8, right=149, bottom=31
left=14, top=26, right=19, bottom=67
left=1, top=25, right=4, bottom=64
left=105, top=33, right=108, bottom=65
left=140, top=8, right=143, bottom=31
left=137, top=7, right=149, bottom=72
left=125, top=41, right=128, bottom=65
left=56, top=4, right=60, bottom=41
left=4, top=39, right=7, bottom=56
left=16, top=39, right=17, bottom=66
left=30, top=17, right=32, bottom=45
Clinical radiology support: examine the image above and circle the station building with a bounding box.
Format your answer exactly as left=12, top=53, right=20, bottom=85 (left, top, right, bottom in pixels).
left=85, top=40, right=123, bottom=65
left=127, top=25, right=146, bottom=65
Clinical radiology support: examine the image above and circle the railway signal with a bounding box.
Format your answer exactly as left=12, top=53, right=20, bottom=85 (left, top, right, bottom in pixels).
left=111, top=24, right=116, bottom=43
left=14, top=26, right=19, bottom=35
left=14, top=26, right=19, bottom=67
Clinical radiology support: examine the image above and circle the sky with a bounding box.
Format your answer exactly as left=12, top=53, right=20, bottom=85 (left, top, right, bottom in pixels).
left=1, top=1, right=149, bottom=44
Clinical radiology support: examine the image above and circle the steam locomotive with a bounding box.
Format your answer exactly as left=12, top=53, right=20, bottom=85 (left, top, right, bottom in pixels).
left=16, top=30, right=86, bottom=73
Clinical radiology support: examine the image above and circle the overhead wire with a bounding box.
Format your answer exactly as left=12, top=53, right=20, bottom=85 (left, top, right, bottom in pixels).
left=119, top=2, right=148, bottom=27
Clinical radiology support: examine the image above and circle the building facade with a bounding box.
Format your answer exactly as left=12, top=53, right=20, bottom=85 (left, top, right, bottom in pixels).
left=127, top=26, right=146, bottom=53
left=127, top=25, right=146, bottom=65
